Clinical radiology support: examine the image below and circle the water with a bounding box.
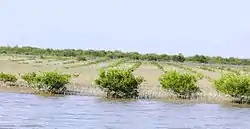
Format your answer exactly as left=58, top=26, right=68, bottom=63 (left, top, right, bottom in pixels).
left=0, top=93, right=250, bottom=129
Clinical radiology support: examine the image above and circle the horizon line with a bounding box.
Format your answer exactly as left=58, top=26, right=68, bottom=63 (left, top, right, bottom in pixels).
left=1, top=44, right=249, bottom=59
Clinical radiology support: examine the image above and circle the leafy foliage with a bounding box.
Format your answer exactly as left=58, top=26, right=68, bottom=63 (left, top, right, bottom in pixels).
left=0, top=72, right=18, bottom=83
left=22, top=71, right=71, bottom=94
left=95, top=69, right=143, bottom=98
left=77, top=56, right=87, bottom=61
left=187, top=54, right=209, bottom=63
left=215, top=73, right=250, bottom=98
left=160, top=70, right=200, bottom=99
left=172, top=53, right=185, bottom=62
left=21, top=72, right=37, bottom=84
left=1, top=46, right=250, bottom=65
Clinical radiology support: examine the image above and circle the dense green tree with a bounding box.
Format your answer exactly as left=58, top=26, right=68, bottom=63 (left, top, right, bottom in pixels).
left=172, top=53, right=185, bottom=62
left=188, top=54, right=208, bottom=63
left=0, top=45, right=250, bottom=65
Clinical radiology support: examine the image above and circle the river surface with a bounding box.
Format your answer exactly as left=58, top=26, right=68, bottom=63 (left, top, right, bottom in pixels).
left=0, top=92, right=250, bottom=129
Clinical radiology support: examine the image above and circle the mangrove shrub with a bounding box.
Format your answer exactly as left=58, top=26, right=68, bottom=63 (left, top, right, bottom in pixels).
left=215, top=73, right=250, bottom=98
left=21, top=72, right=37, bottom=84
left=0, top=72, right=17, bottom=83
left=160, top=70, right=200, bottom=99
left=95, top=69, right=143, bottom=98
left=22, top=71, right=71, bottom=94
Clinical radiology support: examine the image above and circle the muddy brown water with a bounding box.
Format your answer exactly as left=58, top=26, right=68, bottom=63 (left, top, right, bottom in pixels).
left=0, top=92, right=250, bottom=129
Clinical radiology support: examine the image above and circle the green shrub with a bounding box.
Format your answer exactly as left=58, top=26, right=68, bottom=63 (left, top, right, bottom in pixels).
left=215, top=73, right=250, bottom=98
left=77, top=56, right=87, bottom=61
left=21, top=72, right=37, bottom=84
left=40, top=55, right=45, bottom=59
left=160, top=70, right=200, bottom=99
left=23, top=71, right=71, bottom=94
left=95, top=69, right=143, bottom=98
left=0, top=72, right=17, bottom=83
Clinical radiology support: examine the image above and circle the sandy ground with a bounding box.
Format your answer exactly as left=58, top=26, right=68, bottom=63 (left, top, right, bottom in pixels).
left=133, top=62, right=171, bottom=99
left=0, top=55, right=235, bottom=102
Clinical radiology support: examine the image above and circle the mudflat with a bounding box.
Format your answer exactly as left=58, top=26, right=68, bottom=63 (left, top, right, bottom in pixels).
left=0, top=55, right=239, bottom=103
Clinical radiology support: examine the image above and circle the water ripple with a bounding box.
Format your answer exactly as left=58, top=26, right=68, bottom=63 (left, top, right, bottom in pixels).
left=0, top=92, right=249, bottom=129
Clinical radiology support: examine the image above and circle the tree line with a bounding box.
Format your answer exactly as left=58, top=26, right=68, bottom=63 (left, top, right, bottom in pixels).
left=0, top=46, right=250, bottom=65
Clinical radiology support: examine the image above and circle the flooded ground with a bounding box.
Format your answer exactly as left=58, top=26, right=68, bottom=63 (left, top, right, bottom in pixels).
left=0, top=92, right=250, bottom=129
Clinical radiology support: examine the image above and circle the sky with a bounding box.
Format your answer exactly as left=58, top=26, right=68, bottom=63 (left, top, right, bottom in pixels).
left=0, top=0, right=250, bottom=58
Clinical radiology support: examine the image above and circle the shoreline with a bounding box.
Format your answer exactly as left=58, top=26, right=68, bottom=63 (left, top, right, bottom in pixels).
left=0, top=54, right=249, bottom=106
left=0, top=84, right=234, bottom=105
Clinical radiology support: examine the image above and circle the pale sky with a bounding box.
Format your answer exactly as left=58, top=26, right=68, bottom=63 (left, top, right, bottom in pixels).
left=0, top=0, right=249, bottom=58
